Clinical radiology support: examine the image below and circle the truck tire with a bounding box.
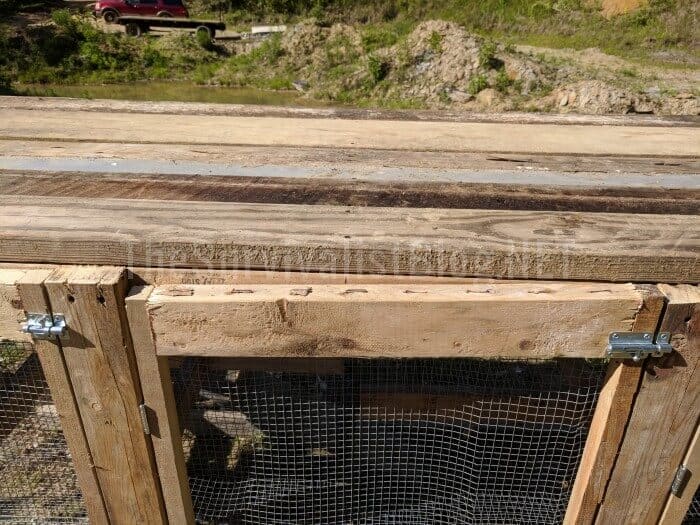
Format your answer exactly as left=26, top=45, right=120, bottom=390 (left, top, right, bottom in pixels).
left=196, top=25, right=214, bottom=39
left=156, top=11, right=172, bottom=17
left=102, top=9, right=118, bottom=23
left=125, top=22, right=144, bottom=37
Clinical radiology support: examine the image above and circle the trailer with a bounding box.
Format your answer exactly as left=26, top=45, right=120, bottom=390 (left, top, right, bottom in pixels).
left=116, top=15, right=225, bottom=38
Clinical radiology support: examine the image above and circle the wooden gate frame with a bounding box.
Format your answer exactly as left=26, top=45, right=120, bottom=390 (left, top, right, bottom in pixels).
left=1, top=268, right=699, bottom=525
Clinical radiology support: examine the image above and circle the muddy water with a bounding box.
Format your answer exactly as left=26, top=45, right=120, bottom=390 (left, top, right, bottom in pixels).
left=12, top=81, right=326, bottom=106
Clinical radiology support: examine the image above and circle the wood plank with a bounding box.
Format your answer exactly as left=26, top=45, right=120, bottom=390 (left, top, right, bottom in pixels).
left=0, top=268, right=35, bottom=341
left=145, top=282, right=644, bottom=358
left=563, top=285, right=666, bottom=525
left=1, top=108, right=698, bottom=156
left=130, top=268, right=530, bottom=286
left=659, top=422, right=700, bottom=525
left=13, top=268, right=110, bottom=524
left=1, top=196, right=698, bottom=282
left=3, top=95, right=695, bottom=126
left=2, top=170, right=697, bottom=214
left=595, top=284, right=700, bottom=525
left=126, top=285, right=195, bottom=525
left=44, top=267, right=166, bottom=525
left=2, top=141, right=698, bottom=174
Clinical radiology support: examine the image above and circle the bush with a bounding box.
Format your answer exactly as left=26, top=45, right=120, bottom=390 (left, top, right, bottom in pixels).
left=494, top=70, right=512, bottom=92
left=478, top=40, right=498, bottom=69
left=468, top=74, right=488, bottom=94
left=367, top=53, right=389, bottom=84
left=428, top=30, right=442, bottom=52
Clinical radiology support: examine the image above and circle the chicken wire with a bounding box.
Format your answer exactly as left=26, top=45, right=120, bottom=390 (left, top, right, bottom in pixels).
left=172, top=357, right=607, bottom=525
left=685, top=486, right=700, bottom=525
left=0, top=341, right=88, bottom=524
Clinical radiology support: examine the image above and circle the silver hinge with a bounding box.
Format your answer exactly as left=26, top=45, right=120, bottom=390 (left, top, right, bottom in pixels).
left=671, top=465, right=690, bottom=497
left=607, top=331, right=673, bottom=362
left=21, top=313, right=67, bottom=340
left=139, top=403, right=151, bottom=435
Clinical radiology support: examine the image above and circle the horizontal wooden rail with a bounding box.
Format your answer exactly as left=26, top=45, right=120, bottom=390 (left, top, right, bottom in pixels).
left=2, top=169, right=697, bottom=214
left=2, top=108, right=698, bottom=156
left=1, top=196, right=697, bottom=282
left=143, top=282, right=647, bottom=358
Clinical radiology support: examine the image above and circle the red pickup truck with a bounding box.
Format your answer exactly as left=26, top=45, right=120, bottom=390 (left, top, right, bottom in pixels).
left=94, top=0, right=188, bottom=23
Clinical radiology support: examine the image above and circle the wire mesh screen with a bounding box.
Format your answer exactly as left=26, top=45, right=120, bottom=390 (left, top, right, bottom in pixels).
left=0, top=341, right=88, bottom=523
left=172, top=358, right=607, bottom=525
left=685, top=486, right=700, bottom=524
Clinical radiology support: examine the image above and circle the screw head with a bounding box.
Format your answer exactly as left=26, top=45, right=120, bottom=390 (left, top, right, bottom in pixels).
left=644, top=333, right=651, bottom=340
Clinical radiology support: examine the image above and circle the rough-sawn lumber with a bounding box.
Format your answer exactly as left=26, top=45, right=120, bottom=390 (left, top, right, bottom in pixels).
left=144, top=282, right=646, bottom=358
left=0, top=196, right=697, bottom=282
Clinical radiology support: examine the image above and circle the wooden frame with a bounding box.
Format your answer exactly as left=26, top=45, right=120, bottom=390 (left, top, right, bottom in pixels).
left=2, top=266, right=698, bottom=525
left=1, top=97, right=698, bottom=525
left=1, top=267, right=167, bottom=525
left=117, top=276, right=669, bottom=525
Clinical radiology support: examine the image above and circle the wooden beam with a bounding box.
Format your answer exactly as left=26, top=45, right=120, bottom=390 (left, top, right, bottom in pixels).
left=659, top=422, right=700, bottom=525
left=2, top=108, right=698, bottom=156
left=144, top=282, right=645, bottom=358
left=1, top=170, right=698, bottom=215
left=595, top=284, right=700, bottom=525
left=1, top=196, right=698, bottom=282
left=126, top=285, right=195, bottom=525
left=44, top=266, right=166, bottom=525
left=564, top=285, right=666, bottom=525
left=12, top=268, right=110, bottom=524
left=3, top=95, right=696, bottom=126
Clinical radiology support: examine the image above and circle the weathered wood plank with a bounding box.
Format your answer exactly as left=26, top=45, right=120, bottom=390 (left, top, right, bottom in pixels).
left=0, top=268, right=35, bottom=341
left=44, top=267, right=166, bottom=525
left=13, top=269, right=110, bottom=524
left=126, top=285, right=195, bottom=525
left=563, top=285, right=666, bottom=525
left=595, top=284, right=700, bottom=525
left=1, top=108, right=698, bottom=156
left=2, top=141, right=698, bottom=174
left=659, top=422, right=700, bottom=525
left=145, top=282, right=644, bottom=358
left=3, top=95, right=696, bottom=126
left=1, top=196, right=697, bottom=282
left=1, top=170, right=697, bottom=214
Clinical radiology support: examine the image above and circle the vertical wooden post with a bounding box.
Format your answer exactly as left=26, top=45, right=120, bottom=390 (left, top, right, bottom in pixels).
left=595, top=284, right=700, bottom=525
left=659, top=422, right=700, bottom=524
left=44, top=266, right=166, bottom=524
left=14, top=268, right=110, bottom=524
left=563, top=285, right=666, bottom=525
left=126, top=285, right=195, bottom=525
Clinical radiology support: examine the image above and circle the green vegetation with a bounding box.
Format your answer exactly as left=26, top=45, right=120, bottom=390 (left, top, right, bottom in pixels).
left=468, top=74, right=489, bottom=95
left=184, top=0, right=697, bottom=61
left=0, top=342, right=27, bottom=370
left=0, top=0, right=695, bottom=112
left=0, top=10, right=221, bottom=84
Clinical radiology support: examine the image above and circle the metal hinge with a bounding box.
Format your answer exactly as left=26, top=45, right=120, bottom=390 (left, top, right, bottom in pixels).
left=671, top=465, right=690, bottom=497
left=607, top=331, right=673, bottom=362
left=138, top=403, right=151, bottom=435
left=21, top=313, right=67, bottom=340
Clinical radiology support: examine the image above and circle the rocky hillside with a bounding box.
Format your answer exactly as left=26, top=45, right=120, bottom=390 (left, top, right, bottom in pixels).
left=214, top=19, right=697, bottom=115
